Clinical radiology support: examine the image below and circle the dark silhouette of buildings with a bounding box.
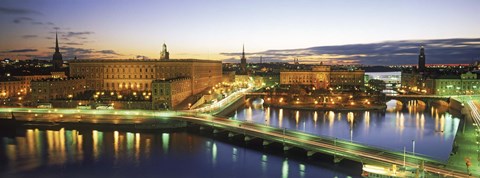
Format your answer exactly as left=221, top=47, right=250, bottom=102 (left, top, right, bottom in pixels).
left=52, top=32, right=63, bottom=70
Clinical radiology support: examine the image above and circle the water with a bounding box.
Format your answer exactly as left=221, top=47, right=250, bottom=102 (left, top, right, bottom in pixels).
left=232, top=100, right=460, bottom=161
left=0, top=128, right=359, bottom=178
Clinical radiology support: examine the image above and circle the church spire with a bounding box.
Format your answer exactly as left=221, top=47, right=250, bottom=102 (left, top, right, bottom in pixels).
left=240, top=44, right=247, bottom=74
left=52, top=31, right=63, bottom=70
left=242, top=44, right=245, bottom=59
left=55, top=31, right=59, bottom=53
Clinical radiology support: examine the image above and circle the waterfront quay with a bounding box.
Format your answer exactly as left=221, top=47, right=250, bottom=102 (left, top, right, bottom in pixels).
left=0, top=107, right=473, bottom=177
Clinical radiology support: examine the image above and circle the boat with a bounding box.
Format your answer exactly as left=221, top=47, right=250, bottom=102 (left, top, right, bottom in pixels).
left=361, top=164, right=419, bottom=178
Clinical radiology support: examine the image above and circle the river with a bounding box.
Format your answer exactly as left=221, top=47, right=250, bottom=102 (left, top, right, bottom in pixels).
left=231, top=100, right=460, bottom=161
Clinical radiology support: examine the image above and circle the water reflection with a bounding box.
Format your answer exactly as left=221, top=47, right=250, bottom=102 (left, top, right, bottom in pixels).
left=282, top=158, right=289, bottom=178
left=1, top=129, right=355, bottom=177
left=232, top=101, right=460, bottom=161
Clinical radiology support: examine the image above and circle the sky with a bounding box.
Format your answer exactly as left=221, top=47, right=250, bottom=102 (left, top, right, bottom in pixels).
left=0, top=0, right=479, bottom=64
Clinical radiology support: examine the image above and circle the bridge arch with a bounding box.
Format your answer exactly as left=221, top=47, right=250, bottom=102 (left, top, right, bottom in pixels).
left=386, top=99, right=403, bottom=112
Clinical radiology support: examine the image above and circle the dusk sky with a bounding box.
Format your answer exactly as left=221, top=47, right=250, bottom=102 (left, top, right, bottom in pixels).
left=1, top=0, right=479, bottom=64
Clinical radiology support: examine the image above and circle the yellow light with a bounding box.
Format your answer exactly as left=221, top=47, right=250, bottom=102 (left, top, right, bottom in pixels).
left=350, top=102, right=355, bottom=105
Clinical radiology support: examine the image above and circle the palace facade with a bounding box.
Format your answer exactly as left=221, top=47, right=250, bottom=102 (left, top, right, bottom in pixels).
left=69, top=58, right=222, bottom=109
left=280, top=65, right=365, bottom=90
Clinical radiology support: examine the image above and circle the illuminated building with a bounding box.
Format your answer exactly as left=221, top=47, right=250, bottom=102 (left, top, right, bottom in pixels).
left=30, top=78, right=86, bottom=102
left=425, top=72, right=480, bottom=95
left=0, top=76, right=24, bottom=99
left=69, top=58, right=222, bottom=94
left=69, top=53, right=222, bottom=109
left=152, top=77, right=191, bottom=109
left=280, top=64, right=365, bottom=90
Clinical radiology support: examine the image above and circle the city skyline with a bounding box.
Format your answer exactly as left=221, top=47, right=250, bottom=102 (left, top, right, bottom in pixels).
left=1, top=0, right=479, bottom=64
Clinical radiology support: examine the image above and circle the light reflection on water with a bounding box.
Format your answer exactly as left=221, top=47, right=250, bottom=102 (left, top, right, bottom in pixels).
left=0, top=129, right=356, bottom=178
left=233, top=100, right=459, bottom=161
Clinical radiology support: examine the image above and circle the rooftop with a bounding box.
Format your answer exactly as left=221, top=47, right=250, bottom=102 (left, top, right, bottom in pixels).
left=32, top=77, right=84, bottom=82
left=70, top=58, right=221, bottom=63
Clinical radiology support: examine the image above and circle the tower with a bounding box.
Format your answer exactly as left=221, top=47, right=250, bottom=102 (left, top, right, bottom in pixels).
left=240, top=44, right=247, bottom=74
left=418, top=46, right=426, bottom=72
left=52, top=32, right=63, bottom=70
left=160, top=43, right=170, bottom=60
left=294, top=57, right=299, bottom=65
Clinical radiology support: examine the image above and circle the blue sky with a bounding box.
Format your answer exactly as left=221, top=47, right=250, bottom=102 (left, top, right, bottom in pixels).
left=0, top=0, right=479, bottom=64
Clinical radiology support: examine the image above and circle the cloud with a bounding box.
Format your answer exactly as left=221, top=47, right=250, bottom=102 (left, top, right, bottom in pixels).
left=0, top=6, right=41, bottom=15
left=65, top=42, right=83, bottom=46
left=97, top=50, right=120, bottom=55
left=221, top=38, right=480, bottom=65
left=44, top=46, right=122, bottom=59
left=12, top=17, right=33, bottom=24
left=22, top=35, right=38, bottom=39
left=65, top=31, right=94, bottom=38
left=3, top=49, right=38, bottom=53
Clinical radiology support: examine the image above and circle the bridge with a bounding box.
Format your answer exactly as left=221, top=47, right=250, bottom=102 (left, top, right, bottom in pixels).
left=386, top=95, right=451, bottom=108
left=0, top=107, right=473, bottom=177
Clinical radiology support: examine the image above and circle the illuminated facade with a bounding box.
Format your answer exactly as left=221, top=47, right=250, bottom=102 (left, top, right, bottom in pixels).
left=152, top=77, right=192, bottom=109
left=425, top=72, right=480, bottom=95
left=69, top=59, right=222, bottom=93
left=30, top=78, right=86, bottom=102
left=280, top=65, right=364, bottom=89
left=0, top=76, right=24, bottom=99
left=69, top=59, right=222, bottom=108
left=402, top=71, right=480, bottom=95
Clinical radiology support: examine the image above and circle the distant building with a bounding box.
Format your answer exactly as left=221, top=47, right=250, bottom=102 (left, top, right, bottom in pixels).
left=152, top=77, right=192, bottom=109
left=418, top=46, right=426, bottom=72
left=280, top=64, right=365, bottom=90
left=160, top=43, right=170, bottom=61
left=52, top=32, right=63, bottom=70
left=30, top=77, right=86, bottom=102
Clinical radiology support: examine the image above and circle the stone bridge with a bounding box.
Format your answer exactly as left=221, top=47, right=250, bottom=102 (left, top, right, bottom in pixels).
left=386, top=95, right=451, bottom=108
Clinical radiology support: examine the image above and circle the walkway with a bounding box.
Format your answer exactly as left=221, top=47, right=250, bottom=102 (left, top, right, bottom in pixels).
left=446, top=100, right=480, bottom=176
